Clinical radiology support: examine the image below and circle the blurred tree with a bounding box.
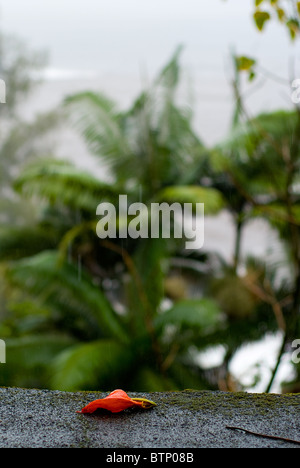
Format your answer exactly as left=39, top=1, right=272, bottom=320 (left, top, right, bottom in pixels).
left=215, top=0, right=300, bottom=391
left=1, top=23, right=299, bottom=392
left=0, top=48, right=226, bottom=391
left=209, top=107, right=300, bottom=390
left=0, top=33, right=61, bottom=226
left=0, top=32, right=64, bottom=386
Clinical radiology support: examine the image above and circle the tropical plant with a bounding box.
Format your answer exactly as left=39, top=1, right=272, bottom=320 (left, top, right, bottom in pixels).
left=0, top=31, right=67, bottom=386
left=0, top=48, right=227, bottom=391
left=1, top=33, right=299, bottom=393
left=201, top=6, right=300, bottom=390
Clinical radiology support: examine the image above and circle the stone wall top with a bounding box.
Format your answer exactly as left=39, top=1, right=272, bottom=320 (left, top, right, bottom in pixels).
left=0, top=387, right=299, bottom=448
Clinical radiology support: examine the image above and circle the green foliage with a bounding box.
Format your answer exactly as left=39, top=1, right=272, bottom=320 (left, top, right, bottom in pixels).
left=212, top=110, right=300, bottom=200
left=0, top=226, right=58, bottom=260
left=211, top=275, right=257, bottom=319
left=158, top=186, right=225, bottom=214
left=0, top=47, right=227, bottom=392
left=155, top=298, right=222, bottom=333
left=254, top=10, right=271, bottom=30
left=234, top=55, right=257, bottom=81
left=50, top=340, right=132, bottom=391
left=251, top=0, right=300, bottom=39
left=5, top=251, right=128, bottom=342
left=1, top=34, right=299, bottom=394
left=14, top=158, right=122, bottom=213
left=64, top=46, right=204, bottom=198
left=1, top=335, right=75, bottom=389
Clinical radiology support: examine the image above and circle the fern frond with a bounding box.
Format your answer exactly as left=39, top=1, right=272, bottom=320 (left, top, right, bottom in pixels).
left=64, top=91, right=130, bottom=164
left=50, top=339, right=133, bottom=391
left=154, top=298, right=222, bottom=333
left=5, top=251, right=128, bottom=343
left=0, top=334, right=75, bottom=388
left=14, top=158, right=121, bottom=212
left=157, top=185, right=225, bottom=215
left=0, top=225, right=58, bottom=260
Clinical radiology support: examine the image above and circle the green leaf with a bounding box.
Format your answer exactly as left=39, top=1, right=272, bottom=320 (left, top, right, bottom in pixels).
left=286, top=19, right=300, bottom=40
left=254, top=10, right=271, bottom=30
left=131, top=367, right=177, bottom=391
left=214, top=110, right=299, bottom=198
left=64, top=91, right=129, bottom=162
left=157, top=185, right=225, bottom=215
left=125, top=237, right=168, bottom=337
left=0, top=225, right=58, bottom=260
left=276, top=8, right=285, bottom=22
left=51, top=339, right=132, bottom=391
left=155, top=44, right=184, bottom=90
left=154, top=298, right=222, bottom=332
left=0, top=334, right=75, bottom=388
left=249, top=70, right=256, bottom=82
left=255, top=0, right=264, bottom=7
left=6, top=251, right=128, bottom=343
left=5, top=334, right=75, bottom=368
left=62, top=47, right=204, bottom=197
left=235, top=56, right=256, bottom=72
left=14, top=158, right=120, bottom=212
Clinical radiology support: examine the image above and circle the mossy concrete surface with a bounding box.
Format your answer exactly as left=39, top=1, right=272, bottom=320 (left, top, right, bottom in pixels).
left=0, top=387, right=299, bottom=448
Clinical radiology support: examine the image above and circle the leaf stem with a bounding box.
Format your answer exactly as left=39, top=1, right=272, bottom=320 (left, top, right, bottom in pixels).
left=226, top=426, right=300, bottom=446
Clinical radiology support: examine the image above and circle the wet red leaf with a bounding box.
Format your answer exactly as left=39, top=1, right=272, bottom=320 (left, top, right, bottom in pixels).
left=76, top=389, right=157, bottom=414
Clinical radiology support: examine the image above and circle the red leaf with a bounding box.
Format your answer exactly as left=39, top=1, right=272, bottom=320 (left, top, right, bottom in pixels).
left=76, top=389, right=156, bottom=414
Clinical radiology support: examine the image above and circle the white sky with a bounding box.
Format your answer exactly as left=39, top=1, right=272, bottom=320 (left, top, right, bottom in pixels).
left=1, top=0, right=251, bottom=25
left=1, top=0, right=298, bottom=144
left=0, top=0, right=287, bottom=72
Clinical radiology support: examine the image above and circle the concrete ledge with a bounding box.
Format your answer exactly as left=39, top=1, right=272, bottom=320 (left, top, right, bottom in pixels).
left=0, top=387, right=299, bottom=448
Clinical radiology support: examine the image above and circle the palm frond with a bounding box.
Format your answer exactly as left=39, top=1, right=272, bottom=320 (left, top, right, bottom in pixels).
left=154, top=44, right=184, bottom=93
left=214, top=110, right=300, bottom=197
left=14, top=158, right=121, bottom=212
left=0, top=334, right=75, bottom=388
left=64, top=91, right=130, bottom=164
left=154, top=298, right=222, bottom=333
left=50, top=339, right=133, bottom=391
left=5, top=251, right=128, bottom=343
left=0, top=225, right=58, bottom=260
left=157, top=185, right=225, bottom=214
left=128, top=237, right=168, bottom=321
left=63, top=47, right=204, bottom=194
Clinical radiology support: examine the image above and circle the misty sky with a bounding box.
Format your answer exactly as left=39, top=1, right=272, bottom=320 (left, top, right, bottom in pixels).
left=0, top=0, right=298, bottom=145
left=0, top=0, right=295, bottom=75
